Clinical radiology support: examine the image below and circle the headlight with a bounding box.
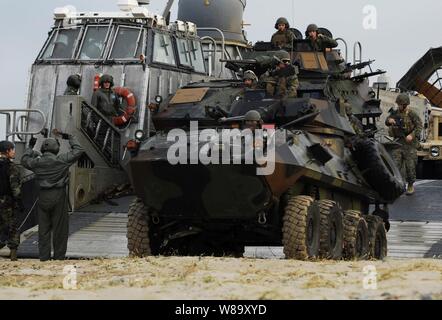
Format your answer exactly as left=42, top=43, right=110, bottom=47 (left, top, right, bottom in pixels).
left=431, top=146, right=440, bottom=158
left=135, top=130, right=145, bottom=141
left=155, top=95, right=163, bottom=104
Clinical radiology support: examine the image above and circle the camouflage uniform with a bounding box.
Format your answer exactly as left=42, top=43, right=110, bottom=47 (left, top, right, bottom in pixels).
left=0, top=155, right=21, bottom=251
left=345, top=102, right=364, bottom=136
left=308, top=35, right=338, bottom=52
left=271, top=17, right=296, bottom=50
left=305, top=24, right=338, bottom=52
left=271, top=30, right=296, bottom=50
left=260, top=67, right=299, bottom=98
left=21, top=135, right=84, bottom=261
left=385, top=108, right=422, bottom=185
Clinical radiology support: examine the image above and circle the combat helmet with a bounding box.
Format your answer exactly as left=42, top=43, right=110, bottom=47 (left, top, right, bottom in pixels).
left=396, top=93, right=410, bottom=106
left=244, top=110, right=262, bottom=122
left=306, top=24, right=319, bottom=33
left=275, top=50, right=291, bottom=63
left=0, top=141, right=15, bottom=154
left=243, top=70, right=258, bottom=82
left=40, top=138, right=60, bottom=155
left=67, top=74, right=82, bottom=90
left=99, top=74, right=114, bottom=87
left=275, top=17, right=290, bottom=29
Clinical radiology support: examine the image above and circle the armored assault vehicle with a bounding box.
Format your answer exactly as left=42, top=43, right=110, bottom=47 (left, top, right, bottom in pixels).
left=126, top=23, right=405, bottom=260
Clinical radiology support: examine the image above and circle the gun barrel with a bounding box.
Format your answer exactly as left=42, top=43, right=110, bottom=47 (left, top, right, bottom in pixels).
left=220, top=59, right=258, bottom=64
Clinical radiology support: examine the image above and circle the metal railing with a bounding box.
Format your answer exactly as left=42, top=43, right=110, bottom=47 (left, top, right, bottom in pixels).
left=335, top=38, right=348, bottom=64
left=80, top=102, right=121, bottom=167
left=200, top=36, right=217, bottom=77
left=0, top=109, right=46, bottom=142
left=198, top=27, right=226, bottom=77
left=353, top=41, right=363, bottom=76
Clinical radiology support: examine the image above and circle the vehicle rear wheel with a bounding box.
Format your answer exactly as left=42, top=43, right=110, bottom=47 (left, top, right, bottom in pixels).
left=282, top=195, right=320, bottom=260
left=318, top=200, right=344, bottom=260
left=127, top=198, right=151, bottom=257
left=365, top=215, right=388, bottom=260
left=343, top=210, right=369, bottom=260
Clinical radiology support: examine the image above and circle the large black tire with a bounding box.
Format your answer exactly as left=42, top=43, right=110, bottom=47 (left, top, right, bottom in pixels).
left=365, top=215, right=388, bottom=260
left=343, top=210, right=369, bottom=260
left=318, top=200, right=344, bottom=260
left=127, top=198, right=151, bottom=257
left=282, top=195, right=320, bottom=260
left=351, top=139, right=405, bottom=201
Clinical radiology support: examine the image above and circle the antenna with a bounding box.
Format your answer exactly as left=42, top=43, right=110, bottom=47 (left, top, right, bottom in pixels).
left=292, top=0, right=295, bottom=28
left=162, top=0, right=175, bottom=23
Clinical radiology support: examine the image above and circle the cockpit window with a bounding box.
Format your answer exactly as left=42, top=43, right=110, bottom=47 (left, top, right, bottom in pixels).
left=176, top=38, right=192, bottom=67
left=41, top=28, right=81, bottom=60
left=152, top=33, right=176, bottom=65
left=110, top=26, right=144, bottom=60
left=78, top=26, right=110, bottom=60
left=189, top=40, right=206, bottom=73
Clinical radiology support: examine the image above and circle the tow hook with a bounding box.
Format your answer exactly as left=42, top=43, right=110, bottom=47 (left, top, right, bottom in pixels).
left=151, top=215, right=160, bottom=225
left=258, top=212, right=267, bottom=225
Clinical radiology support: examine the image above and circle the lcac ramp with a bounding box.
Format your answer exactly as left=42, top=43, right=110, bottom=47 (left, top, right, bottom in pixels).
left=397, top=47, right=442, bottom=108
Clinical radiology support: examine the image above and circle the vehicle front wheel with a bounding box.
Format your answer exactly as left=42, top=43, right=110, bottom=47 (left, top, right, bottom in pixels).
left=127, top=198, right=151, bottom=257
left=282, top=195, right=320, bottom=260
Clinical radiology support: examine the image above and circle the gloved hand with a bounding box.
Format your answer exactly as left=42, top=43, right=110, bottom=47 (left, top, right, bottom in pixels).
left=29, top=136, right=37, bottom=149
left=61, top=133, right=71, bottom=140
left=52, top=128, right=71, bottom=140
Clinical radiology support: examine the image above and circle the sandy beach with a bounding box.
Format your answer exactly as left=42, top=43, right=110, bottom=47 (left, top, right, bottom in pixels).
left=0, top=256, right=440, bottom=300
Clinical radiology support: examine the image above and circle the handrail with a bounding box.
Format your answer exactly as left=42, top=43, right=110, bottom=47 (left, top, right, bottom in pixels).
left=0, top=109, right=46, bottom=141
left=353, top=41, right=363, bottom=76
left=200, top=36, right=217, bottom=77
left=335, top=38, right=348, bottom=64
left=197, top=28, right=226, bottom=61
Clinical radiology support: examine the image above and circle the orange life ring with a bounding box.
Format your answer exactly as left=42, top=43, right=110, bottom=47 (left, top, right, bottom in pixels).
left=112, top=87, right=137, bottom=126
left=93, top=74, right=101, bottom=91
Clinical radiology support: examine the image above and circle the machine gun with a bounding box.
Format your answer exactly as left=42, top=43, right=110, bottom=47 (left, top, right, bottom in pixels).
left=221, top=55, right=283, bottom=76
left=341, top=60, right=375, bottom=74
left=335, top=59, right=386, bottom=81
left=387, top=110, right=409, bottom=140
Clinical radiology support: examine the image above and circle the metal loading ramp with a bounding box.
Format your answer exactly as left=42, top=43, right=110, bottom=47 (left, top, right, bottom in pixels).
left=15, top=197, right=132, bottom=259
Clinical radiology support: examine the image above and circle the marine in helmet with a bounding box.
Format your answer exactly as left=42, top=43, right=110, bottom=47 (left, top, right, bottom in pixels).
left=305, top=24, right=338, bottom=52
left=243, top=110, right=263, bottom=131
left=260, top=50, right=299, bottom=99
left=64, top=74, right=82, bottom=96
left=271, top=17, right=296, bottom=50
left=91, top=74, right=121, bottom=118
left=0, top=141, right=22, bottom=261
left=344, top=101, right=364, bottom=136
left=243, top=70, right=258, bottom=89
left=385, top=93, right=423, bottom=196
left=21, top=130, right=85, bottom=261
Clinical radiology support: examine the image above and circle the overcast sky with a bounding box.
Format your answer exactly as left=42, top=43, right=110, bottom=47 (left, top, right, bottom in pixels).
left=0, top=0, right=441, bottom=139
